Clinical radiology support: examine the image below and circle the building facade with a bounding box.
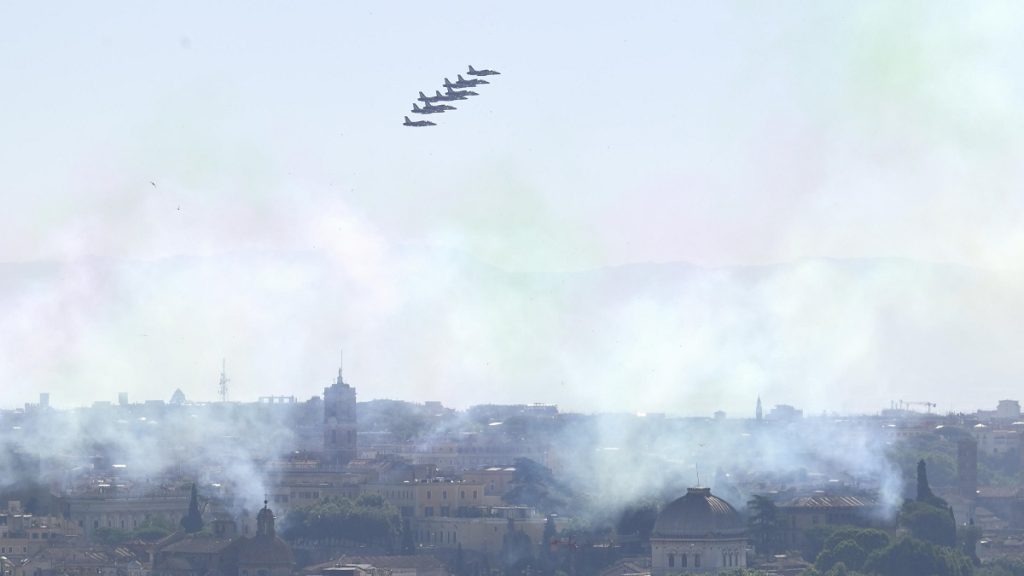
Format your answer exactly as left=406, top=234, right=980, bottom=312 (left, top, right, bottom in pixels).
left=650, top=487, right=747, bottom=575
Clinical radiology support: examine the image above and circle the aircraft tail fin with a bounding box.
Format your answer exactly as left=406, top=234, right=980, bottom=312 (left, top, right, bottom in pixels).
left=468, top=65, right=476, bottom=73
left=419, top=91, right=427, bottom=98
left=436, top=90, right=443, bottom=97
left=458, top=74, right=465, bottom=81
left=404, top=116, right=410, bottom=123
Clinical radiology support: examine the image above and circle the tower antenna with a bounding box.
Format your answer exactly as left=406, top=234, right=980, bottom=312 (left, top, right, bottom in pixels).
left=218, top=358, right=230, bottom=402
left=337, top=349, right=344, bottom=385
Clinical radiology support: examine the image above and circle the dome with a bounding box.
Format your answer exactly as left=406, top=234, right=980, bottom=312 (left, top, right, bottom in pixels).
left=652, top=487, right=745, bottom=538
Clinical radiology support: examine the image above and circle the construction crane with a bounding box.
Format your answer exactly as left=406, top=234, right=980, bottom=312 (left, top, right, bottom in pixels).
left=896, top=400, right=936, bottom=413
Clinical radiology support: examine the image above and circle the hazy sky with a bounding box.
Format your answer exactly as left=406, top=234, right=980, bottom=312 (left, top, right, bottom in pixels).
left=2, top=2, right=1024, bottom=414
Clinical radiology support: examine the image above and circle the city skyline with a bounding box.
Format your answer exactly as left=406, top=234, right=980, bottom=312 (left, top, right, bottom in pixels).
left=3, top=2, right=1024, bottom=415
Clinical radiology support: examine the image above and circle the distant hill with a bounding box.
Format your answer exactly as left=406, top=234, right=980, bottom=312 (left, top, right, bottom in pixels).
left=0, top=251, right=1019, bottom=414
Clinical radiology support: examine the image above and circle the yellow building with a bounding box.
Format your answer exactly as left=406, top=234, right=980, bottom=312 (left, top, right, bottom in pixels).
left=362, top=479, right=485, bottom=518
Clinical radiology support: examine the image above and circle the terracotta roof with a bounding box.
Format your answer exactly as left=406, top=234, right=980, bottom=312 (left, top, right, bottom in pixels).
left=599, top=557, right=651, bottom=576
left=782, top=495, right=879, bottom=509
left=976, top=486, right=1023, bottom=499
left=162, top=536, right=237, bottom=555
left=306, top=555, right=447, bottom=574
left=238, top=535, right=294, bottom=565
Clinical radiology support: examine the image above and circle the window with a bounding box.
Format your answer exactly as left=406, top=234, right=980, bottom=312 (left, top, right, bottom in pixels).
left=668, top=553, right=674, bottom=568
left=681, top=554, right=687, bottom=567
left=425, top=507, right=434, bottom=517
left=694, top=554, right=701, bottom=568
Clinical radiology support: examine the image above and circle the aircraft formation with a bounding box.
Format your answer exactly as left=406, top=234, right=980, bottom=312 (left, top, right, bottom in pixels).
left=403, top=65, right=501, bottom=127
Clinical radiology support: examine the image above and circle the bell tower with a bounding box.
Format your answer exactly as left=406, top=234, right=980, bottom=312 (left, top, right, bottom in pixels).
left=323, top=351, right=357, bottom=466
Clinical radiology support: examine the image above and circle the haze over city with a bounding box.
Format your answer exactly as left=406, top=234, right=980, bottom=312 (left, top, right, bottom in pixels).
left=3, top=1, right=1024, bottom=415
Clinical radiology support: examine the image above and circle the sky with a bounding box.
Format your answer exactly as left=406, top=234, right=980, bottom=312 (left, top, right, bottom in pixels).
left=2, top=1, right=1024, bottom=415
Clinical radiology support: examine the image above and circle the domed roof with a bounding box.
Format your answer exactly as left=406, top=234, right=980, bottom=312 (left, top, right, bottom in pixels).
left=652, top=487, right=745, bottom=538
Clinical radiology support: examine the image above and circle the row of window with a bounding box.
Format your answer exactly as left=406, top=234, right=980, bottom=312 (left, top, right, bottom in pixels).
left=665, top=551, right=741, bottom=568
left=371, top=489, right=481, bottom=503
left=722, top=552, right=741, bottom=567
left=419, top=530, right=457, bottom=545
left=667, top=553, right=699, bottom=568
left=424, top=507, right=458, bottom=517
left=425, top=490, right=478, bottom=500
left=1, top=546, right=28, bottom=553
left=2, top=531, right=61, bottom=539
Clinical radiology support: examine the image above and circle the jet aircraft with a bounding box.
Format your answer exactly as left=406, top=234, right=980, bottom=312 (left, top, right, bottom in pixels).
left=433, top=89, right=464, bottom=102
left=411, top=103, right=445, bottom=115
left=443, top=85, right=478, bottom=98
left=456, top=74, right=489, bottom=87
left=403, top=116, right=435, bottom=127
left=418, top=91, right=444, bottom=103
left=445, top=76, right=486, bottom=90
left=467, top=65, right=500, bottom=76
left=423, top=101, right=456, bottom=112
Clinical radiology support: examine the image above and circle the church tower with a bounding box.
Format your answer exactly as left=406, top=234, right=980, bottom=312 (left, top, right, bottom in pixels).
left=756, top=396, right=763, bottom=422
left=323, top=352, right=357, bottom=466
left=256, top=501, right=276, bottom=538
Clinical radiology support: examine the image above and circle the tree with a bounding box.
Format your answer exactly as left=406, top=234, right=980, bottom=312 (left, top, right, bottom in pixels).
left=976, top=558, right=1024, bottom=576
left=504, top=458, right=572, bottom=515
left=281, top=494, right=400, bottom=550
left=917, top=459, right=951, bottom=509
left=180, top=483, right=204, bottom=534
left=863, top=536, right=973, bottom=576
left=616, top=502, right=657, bottom=542
left=401, top=517, right=415, bottom=554
left=822, top=527, right=889, bottom=555
left=803, top=526, right=839, bottom=563
left=900, top=500, right=956, bottom=548
left=816, top=540, right=866, bottom=573
left=134, top=516, right=174, bottom=541
left=538, top=514, right=557, bottom=576
left=748, top=494, right=781, bottom=556
left=93, top=527, right=131, bottom=545
left=500, top=517, right=535, bottom=575
left=900, top=460, right=957, bottom=548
